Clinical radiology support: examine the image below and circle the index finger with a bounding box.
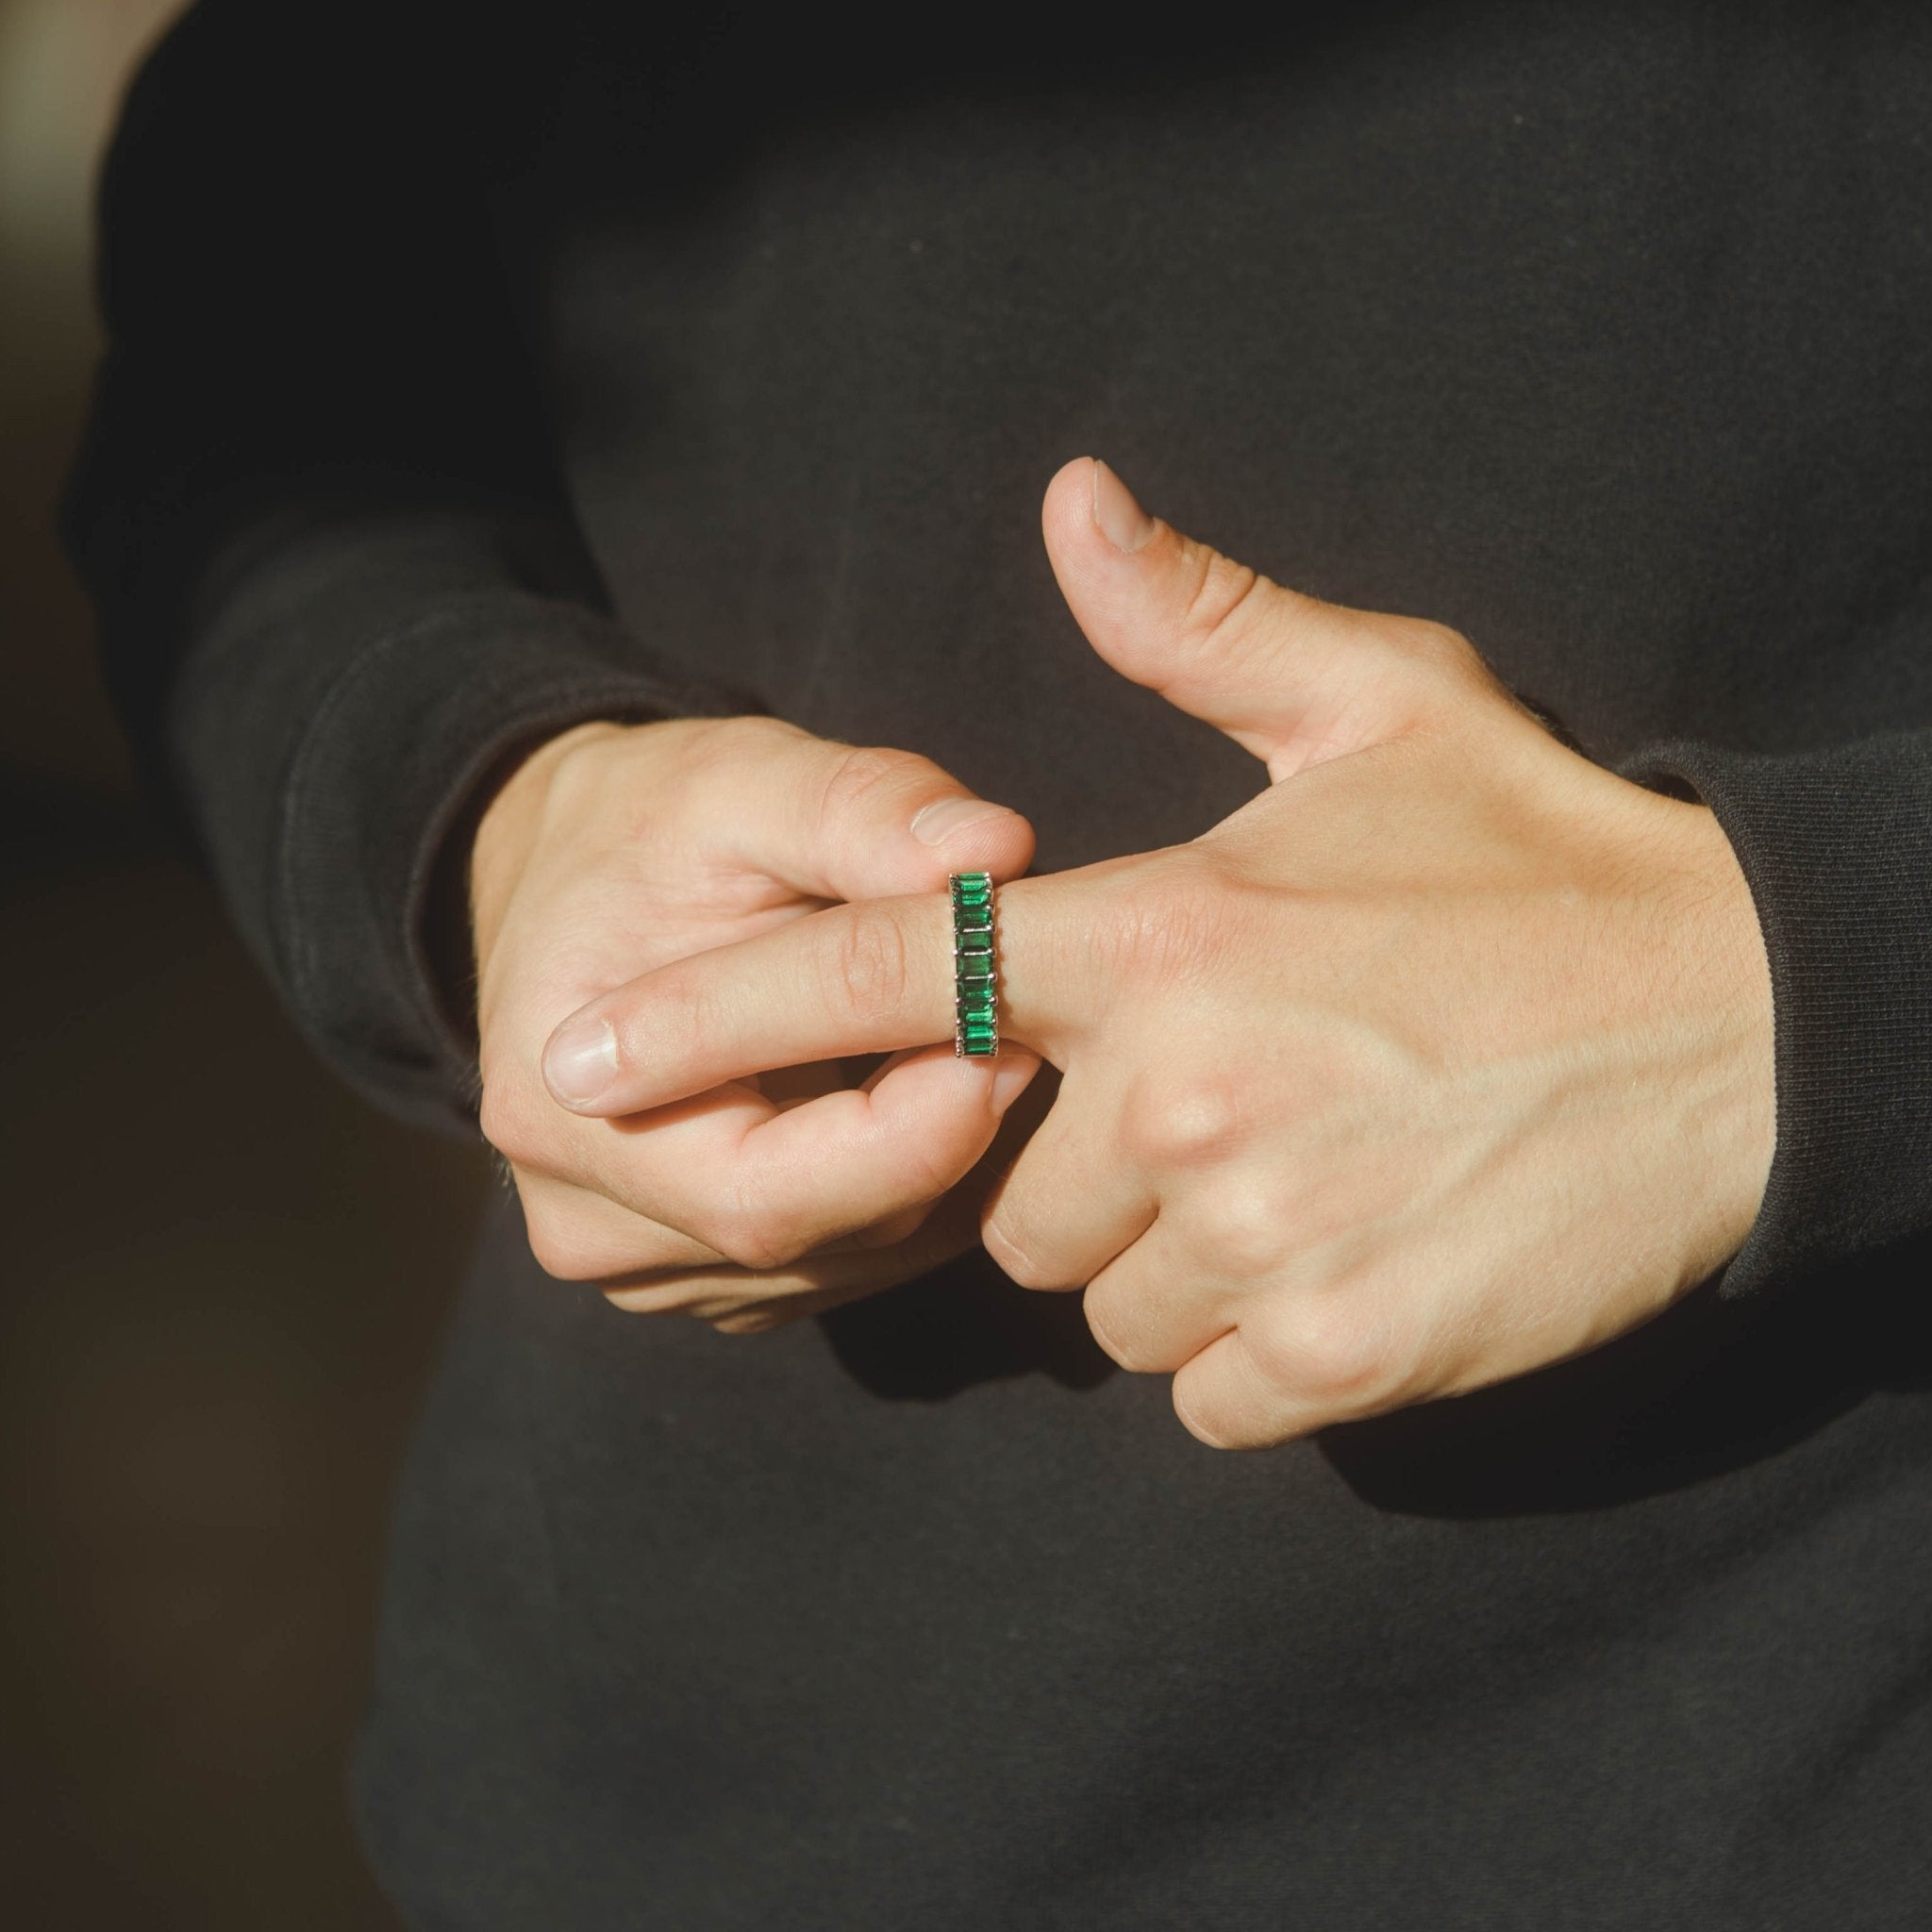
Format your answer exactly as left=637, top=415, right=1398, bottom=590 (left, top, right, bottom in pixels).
left=541, top=891, right=958, bottom=1117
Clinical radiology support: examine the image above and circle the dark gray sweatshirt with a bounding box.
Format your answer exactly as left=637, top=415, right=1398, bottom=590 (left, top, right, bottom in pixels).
left=66, top=2, right=1932, bottom=1924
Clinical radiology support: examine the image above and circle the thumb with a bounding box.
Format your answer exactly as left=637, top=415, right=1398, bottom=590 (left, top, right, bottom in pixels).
left=1041, top=458, right=1491, bottom=779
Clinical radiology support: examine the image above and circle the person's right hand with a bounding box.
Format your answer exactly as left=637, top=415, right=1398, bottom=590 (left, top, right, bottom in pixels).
left=471, top=714, right=1042, bottom=1331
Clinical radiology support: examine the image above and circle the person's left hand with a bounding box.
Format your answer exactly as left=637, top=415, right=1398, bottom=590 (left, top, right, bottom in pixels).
left=539, top=458, right=1776, bottom=1446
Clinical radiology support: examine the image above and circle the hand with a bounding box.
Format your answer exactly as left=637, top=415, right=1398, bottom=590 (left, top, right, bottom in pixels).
left=542, top=458, right=1776, bottom=1437
left=473, top=715, right=1042, bottom=1330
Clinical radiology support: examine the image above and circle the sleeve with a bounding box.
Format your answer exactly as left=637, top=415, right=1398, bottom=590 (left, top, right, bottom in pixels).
left=61, top=0, right=754, bottom=1134
left=1620, top=730, right=1932, bottom=1296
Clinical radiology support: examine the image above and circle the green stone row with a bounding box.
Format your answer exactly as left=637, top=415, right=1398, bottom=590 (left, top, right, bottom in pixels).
left=951, top=871, right=998, bottom=1057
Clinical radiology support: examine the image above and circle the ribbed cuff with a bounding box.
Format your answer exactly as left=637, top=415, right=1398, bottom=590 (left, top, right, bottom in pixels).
left=1620, top=735, right=1932, bottom=1296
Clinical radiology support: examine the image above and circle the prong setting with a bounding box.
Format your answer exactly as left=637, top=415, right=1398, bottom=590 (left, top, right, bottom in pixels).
left=949, top=871, right=999, bottom=1058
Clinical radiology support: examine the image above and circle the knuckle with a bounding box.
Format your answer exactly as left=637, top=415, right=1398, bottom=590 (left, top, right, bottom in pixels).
left=706, top=1204, right=808, bottom=1274
left=1091, top=861, right=1227, bottom=990
left=522, top=1208, right=604, bottom=1284
left=1248, top=1298, right=1393, bottom=1411
left=1404, top=617, right=1477, bottom=669
left=1121, top=1068, right=1249, bottom=1172
left=981, top=1208, right=1061, bottom=1290
left=541, top=730, right=623, bottom=817
left=619, top=973, right=705, bottom=1080
left=717, top=713, right=799, bottom=756
left=1175, top=541, right=1267, bottom=651
left=1385, top=617, right=1488, bottom=702
left=825, top=909, right=911, bottom=1024
left=899, top=1128, right=970, bottom=1205
left=818, top=743, right=926, bottom=832
left=1191, top=1174, right=1295, bottom=1276
left=682, top=713, right=798, bottom=778
left=478, top=1077, right=542, bottom=1168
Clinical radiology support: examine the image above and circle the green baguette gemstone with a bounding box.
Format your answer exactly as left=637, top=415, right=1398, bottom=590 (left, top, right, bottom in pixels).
left=951, top=873, right=997, bottom=1053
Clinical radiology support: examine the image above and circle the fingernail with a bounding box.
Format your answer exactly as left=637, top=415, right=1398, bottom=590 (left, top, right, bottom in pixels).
left=1091, top=459, right=1157, bottom=553
left=911, top=796, right=1009, bottom=846
left=542, top=1014, right=620, bottom=1109
left=990, top=1056, right=1036, bottom=1113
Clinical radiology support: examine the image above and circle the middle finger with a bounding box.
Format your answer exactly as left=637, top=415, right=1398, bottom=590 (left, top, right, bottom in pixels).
left=572, top=1043, right=1041, bottom=1266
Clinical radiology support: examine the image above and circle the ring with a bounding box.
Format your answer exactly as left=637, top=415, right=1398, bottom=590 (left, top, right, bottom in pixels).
left=949, top=871, right=999, bottom=1058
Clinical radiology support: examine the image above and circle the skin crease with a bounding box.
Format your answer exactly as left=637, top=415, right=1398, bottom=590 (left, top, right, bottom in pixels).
left=534, top=458, right=1778, bottom=1448
left=469, top=711, right=1048, bottom=1334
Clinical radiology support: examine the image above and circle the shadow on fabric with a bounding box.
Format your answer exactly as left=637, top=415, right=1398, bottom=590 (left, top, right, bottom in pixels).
left=1321, top=1233, right=1932, bottom=1516
left=818, top=1220, right=1932, bottom=1519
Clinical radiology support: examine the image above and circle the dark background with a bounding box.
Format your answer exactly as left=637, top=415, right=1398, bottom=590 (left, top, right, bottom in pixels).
left=0, top=4, right=484, bottom=1922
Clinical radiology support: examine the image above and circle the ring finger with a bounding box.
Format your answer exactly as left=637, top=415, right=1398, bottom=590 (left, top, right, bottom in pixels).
left=1078, top=1219, right=1240, bottom=1374
left=513, top=1168, right=935, bottom=1284
left=553, top=1042, right=1041, bottom=1267
left=979, top=1066, right=1156, bottom=1290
